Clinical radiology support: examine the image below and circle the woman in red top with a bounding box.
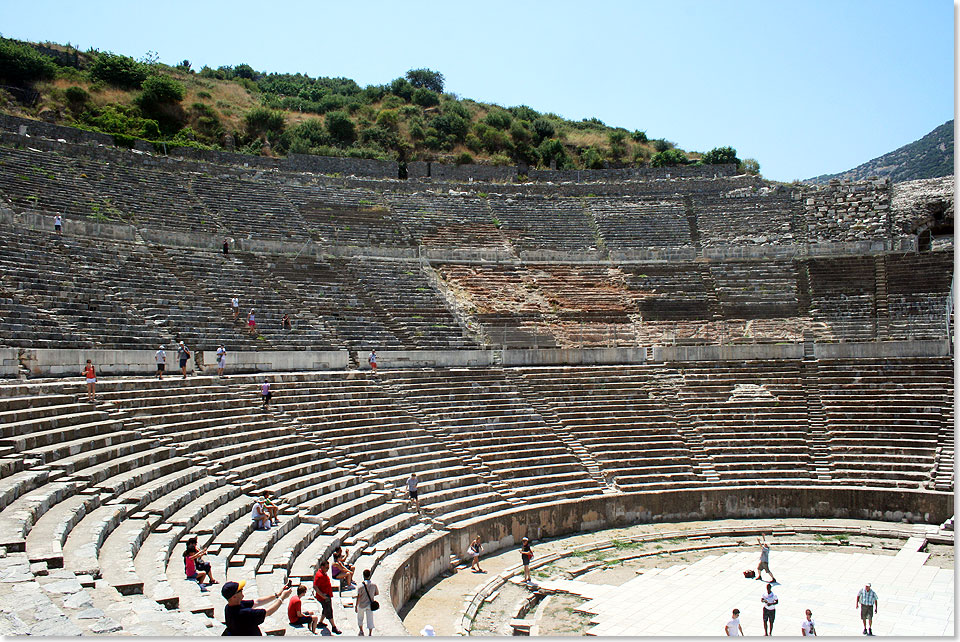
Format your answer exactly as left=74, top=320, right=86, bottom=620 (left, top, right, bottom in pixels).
left=81, top=359, right=96, bottom=402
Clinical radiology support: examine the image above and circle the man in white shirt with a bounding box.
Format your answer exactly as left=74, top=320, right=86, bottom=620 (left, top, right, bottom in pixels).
left=761, top=583, right=778, bottom=635
left=801, top=609, right=817, bottom=636
left=725, top=608, right=743, bottom=636
left=231, top=297, right=240, bottom=320
left=155, top=345, right=166, bottom=380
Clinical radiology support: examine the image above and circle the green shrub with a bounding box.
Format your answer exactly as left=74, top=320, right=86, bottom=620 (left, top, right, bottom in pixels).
left=81, top=104, right=160, bottom=140
left=405, top=68, right=444, bottom=93
left=454, top=151, right=473, bottom=165
left=581, top=146, right=606, bottom=169
left=197, top=90, right=212, bottom=99
left=442, top=100, right=471, bottom=120
left=431, top=112, right=469, bottom=142
left=483, top=109, right=512, bottom=130
left=631, top=130, right=648, bottom=143
left=489, top=153, right=512, bottom=166
left=532, top=118, right=555, bottom=144
left=509, top=105, right=539, bottom=121
left=464, top=133, right=482, bottom=153
left=537, top=138, right=569, bottom=168
left=376, top=108, right=399, bottom=131
left=389, top=77, right=413, bottom=100
left=700, top=145, right=740, bottom=166
left=244, top=107, right=285, bottom=139
left=412, top=88, right=440, bottom=107
left=652, top=138, right=674, bottom=153
left=650, top=148, right=688, bottom=167
left=325, top=110, right=356, bottom=146
left=138, top=74, right=185, bottom=107
left=0, top=38, right=57, bottom=85
left=608, top=130, right=628, bottom=161
left=91, top=52, right=149, bottom=89
left=64, top=85, right=90, bottom=105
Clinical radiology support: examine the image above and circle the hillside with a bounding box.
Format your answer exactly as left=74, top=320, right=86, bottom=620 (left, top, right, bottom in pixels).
left=0, top=37, right=756, bottom=175
left=807, top=120, right=954, bottom=184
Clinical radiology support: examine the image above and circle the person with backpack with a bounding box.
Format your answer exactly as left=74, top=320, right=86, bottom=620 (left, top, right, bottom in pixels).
left=355, top=569, right=379, bottom=636
left=216, top=344, right=227, bottom=378
left=520, top=537, right=534, bottom=582
left=177, top=341, right=191, bottom=379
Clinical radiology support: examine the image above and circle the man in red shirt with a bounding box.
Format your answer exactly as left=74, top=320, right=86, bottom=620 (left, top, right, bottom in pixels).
left=287, top=585, right=318, bottom=634
left=313, top=559, right=341, bottom=634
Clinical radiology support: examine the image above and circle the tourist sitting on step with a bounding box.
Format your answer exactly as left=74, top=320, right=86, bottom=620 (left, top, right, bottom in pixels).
left=281, top=313, right=292, bottom=330
left=331, top=549, right=355, bottom=592
left=251, top=498, right=271, bottom=530
left=184, top=536, right=216, bottom=586
left=287, top=585, right=319, bottom=634
left=260, top=491, right=280, bottom=526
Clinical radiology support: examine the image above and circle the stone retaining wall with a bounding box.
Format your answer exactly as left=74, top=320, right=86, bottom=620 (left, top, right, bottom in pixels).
left=381, top=486, right=952, bottom=635
left=802, top=179, right=893, bottom=242
left=17, top=348, right=348, bottom=377
left=500, top=347, right=646, bottom=366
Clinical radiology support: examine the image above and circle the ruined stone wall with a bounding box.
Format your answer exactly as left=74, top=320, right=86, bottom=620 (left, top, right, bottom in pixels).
left=800, top=178, right=892, bottom=242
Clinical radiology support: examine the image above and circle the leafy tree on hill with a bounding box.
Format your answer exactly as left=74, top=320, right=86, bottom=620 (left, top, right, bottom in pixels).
left=700, top=145, right=740, bottom=166
left=325, top=110, right=356, bottom=146
left=412, top=88, right=440, bottom=107
left=244, top=107, right=286, bottom=142
left=405, top=68, right=444, bottom=93
left=0, top=38, right=57, bottom=85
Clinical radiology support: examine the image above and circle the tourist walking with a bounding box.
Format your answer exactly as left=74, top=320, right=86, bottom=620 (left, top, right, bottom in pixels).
left=313, top=560, right=342, bottom=634
left=54, top=213, right=62, bottom=234
left=856, top=583, right=878, bottom=635
left=260, top=379, right=272, bottom=410
left=406, top=472, right=420, bottom=513
left=725, top=608, right=743, bottom=636
left=177, top=341, right=191, bottom=379
left=368, top=349, right=377, bottom=372
left=222, top=239, right=229, bottom=255
left=756, top=535, right=777, bottom=583
left=520, top=537, right=534, bottom=582
left=247, top=309, right=257, bottom=335
left=81, top=359, right=96, bottom=402
left=288, top=585, right=319, bottom=634
left=232, top=296, right=240, bottom=321
left=801, top=609, right=817, bottom=636
left=221, top=580, right=291, bottom=636
left=469, top=535, right=484, bottom=573
left=761, top=582, right=778, bottom=635
left=216, top=344, right=227, bottom=378
left=155, top=344, right=166, bottom=380
left=355, top=569, right=379, bottom=636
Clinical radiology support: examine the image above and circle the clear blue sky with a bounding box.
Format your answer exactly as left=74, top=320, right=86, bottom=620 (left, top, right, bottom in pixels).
left=3, top=0, right=955, bottom=181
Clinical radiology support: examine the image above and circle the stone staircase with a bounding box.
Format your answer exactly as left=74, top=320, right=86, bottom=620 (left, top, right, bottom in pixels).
left=801, top=341, right=832, bottom=481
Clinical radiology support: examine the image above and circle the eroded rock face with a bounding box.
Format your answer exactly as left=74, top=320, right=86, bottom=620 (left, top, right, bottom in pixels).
left=891, top=175, right=954, bottom=236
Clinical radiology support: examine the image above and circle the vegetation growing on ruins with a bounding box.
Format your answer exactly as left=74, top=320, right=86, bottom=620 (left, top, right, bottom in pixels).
left=0, top=36, right=761, bottom=174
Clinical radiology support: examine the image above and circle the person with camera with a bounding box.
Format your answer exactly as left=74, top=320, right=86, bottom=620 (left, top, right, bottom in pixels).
left=221, top=579, right=291, bottom=636
left=355, top=569, right=379, bottom=636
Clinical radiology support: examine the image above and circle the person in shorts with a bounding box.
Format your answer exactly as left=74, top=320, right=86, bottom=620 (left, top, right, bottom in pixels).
left=81, top=359, right=96, bottom=402
left=231, top=296, right=240, bottom=320
left=288, top=585, right=318, bottom=634
left=177, top=341, right=191, bottom=379
left=313, top=559, right=341, bottom=634
left=469, top=535, right=484, bottom=573
left=216, top=344, right=227, bottom=378
left=756, top=535, right=776, bottom=582
left=856, top=583, right=878, bottom=635
left=247, top=309, right=257, bottom=335
left=761, top=582, right=778, bottom=635
left=520, top=537, right=534, bottom=582
left=184, top=536, right=216, bottom=584
left=801, top=609, right=817, bottom=636
left=406, top=472, right=420, bottom=513
left=54, top=213, right=62, bottom=234
left=355, top=569, right=379, bottom=636
left=368, top=350, right=377, bottom=371
left=155, top=345, right=166, bottom=380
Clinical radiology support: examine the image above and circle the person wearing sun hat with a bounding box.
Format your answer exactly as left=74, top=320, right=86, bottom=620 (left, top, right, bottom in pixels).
left=222, top=579, right=292, bottom=636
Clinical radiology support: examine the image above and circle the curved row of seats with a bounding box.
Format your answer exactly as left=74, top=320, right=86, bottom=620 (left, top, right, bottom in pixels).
left=0, top=358, right=951, bottom=630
